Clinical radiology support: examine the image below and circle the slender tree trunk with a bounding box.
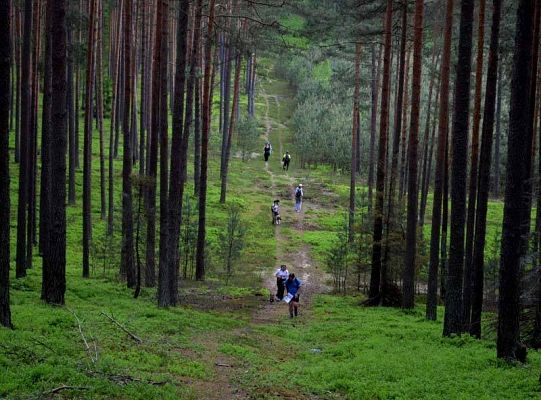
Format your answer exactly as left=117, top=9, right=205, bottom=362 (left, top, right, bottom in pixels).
left=14, top=7, right=20, bottom=164
left=440, top=134, right=450, bottom=300
left=166, top=0, right=191, bottom=306
left=400, top=50, right=412, bottom=200
left=194, top=59, right=202, bottom=196
left=195, top=0, right=217, bottom=281
left=108, top=0, right=123, bottom=236
left=15, top=0, right=33, bottom=278
left=470, top=0, right=502, bottom=339
left=121, top=0, right=136, bottom=289
left=0, top=0, right=12, bottom=327
left=67, top=21, right=76, bottom=205
left=402, top=0, right=425, bottom=309
left=493, top=71, right=502, bottom=197
left=368, top=0, right=392, bottom=305
left=418, top=50, right=439, bottom=230
left=420, top=81, right=441, bottom=231
left=97, top=0, right=106, bottom=221
left=83, top=0, right=97, bottom=279
left=146, top=0, right=164, bottom=289
left=349, top=43, right=361, bottom=241
left=463, top=0, right=486, bottom=330
left=220, top=47, right=243, bottom=204
left=157, top=0, right=170, bottom=305
left=381, top=1, right=407, bottom=301
left=367, top=45, right=381, bottom=211
left=443, top=0, right=475, bottom=336
left=497, top=0, right=535, bottom=362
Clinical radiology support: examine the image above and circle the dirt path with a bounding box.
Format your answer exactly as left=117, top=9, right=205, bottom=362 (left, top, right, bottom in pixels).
left=190, top=86, right=330, bottom=399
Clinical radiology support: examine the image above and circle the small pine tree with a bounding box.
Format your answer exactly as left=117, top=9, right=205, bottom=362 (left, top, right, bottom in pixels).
left=218, top=205, right=246, bottom=283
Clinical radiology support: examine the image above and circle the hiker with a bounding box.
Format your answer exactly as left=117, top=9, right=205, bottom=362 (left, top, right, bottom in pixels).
left=285, top=273, right=302, bottom=317
left=294, top=184, right=303, bottom=213
left=282, top=151, right=291, bottom=171
left=275, top=264, right=289, bottom=301
left=264, top=142, right=272, bottom=162
left=271, top=200, right=281, bottom=225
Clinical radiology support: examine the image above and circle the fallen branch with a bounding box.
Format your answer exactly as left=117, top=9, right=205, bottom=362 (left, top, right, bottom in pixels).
left=215, top=363, right=233, bottom=368
left=43, top=385, right=89, bottom=395
left=100, top=312, right=143, bottom=343
left=68, top=308, right=98, bottom=364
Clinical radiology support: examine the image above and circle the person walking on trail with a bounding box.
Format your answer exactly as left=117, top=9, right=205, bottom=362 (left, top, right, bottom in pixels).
left=264, top=142, right=272, bottom=162
left=275, top=264, right=289, bottom=301
left=282, top=151, right=291, bottom=171
left=271, top=199, right=281, bottom=225
left=294, top=184, right=304, bottom=213
left=285, top=273, right=302, bottom=317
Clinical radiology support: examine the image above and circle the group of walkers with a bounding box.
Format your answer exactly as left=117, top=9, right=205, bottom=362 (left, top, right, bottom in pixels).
left=263, top=142, right=291, bottom=171
left=271, top=184, right=303, bottom=225
left=274, top=265, right=302, bottom=318
left=265, top=143, right=304, bottom=318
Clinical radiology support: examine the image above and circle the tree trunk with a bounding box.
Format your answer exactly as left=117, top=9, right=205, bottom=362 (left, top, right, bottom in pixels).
left=367, top=45, right=381, bottom=211
left=443, top=0, right=474, bottom=337
left=195, top=0, right=217, bottom=281
left=157, top=0, right=171, bottom=305
left=497, top=0, right=535, bottom=362
left=166, top=0, right=191, bottom=306
left=470, top=0, right=502, bottom=339
left=67, top=20, right=76, bottom=206
left=402, top=0, right=425, bottom=309
left=42, top=0, right=67, bottom=305
left=220, top=47, right=243, bottom=204
left=368, top=0, right=392, bottom=305
left=121, top=0, right=136, bottom=289
left=108, top=0, right=123, bottom=236
left=493, top=70, right=502, bottom=197
left=39, top=0, right=52, bottom=261
left=463, top=0, right=486, bottom=330
left=399, top=50, right=411, bottom=200
left=83, top=0, right=97, bottom=279
left=349, top=43, right=361, bottom=241
left=418, top=49, right=439, bottom=230
left=194, top=71, right=202, bottom=196
left=97, top=0, right=106, bottom=221
left=15, top=0, right=33, bottom=278
left=0, top=0, right=12, bottom=327
left=381, top=1, right=407, bottom=301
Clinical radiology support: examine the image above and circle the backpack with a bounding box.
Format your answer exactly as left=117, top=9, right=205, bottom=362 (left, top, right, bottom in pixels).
left=295, top=188, right=302, bottom=199
left=284, top=154, right=291, bottom=162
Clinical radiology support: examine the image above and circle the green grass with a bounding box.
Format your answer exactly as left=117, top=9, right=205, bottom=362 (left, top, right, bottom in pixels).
left=2, top=60, right=540, bottom=400
left=234, top=296, right=541, bottom=399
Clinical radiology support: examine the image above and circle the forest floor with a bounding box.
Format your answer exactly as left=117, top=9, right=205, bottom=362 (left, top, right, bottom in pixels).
left=3, top=70, right=541, bottom=400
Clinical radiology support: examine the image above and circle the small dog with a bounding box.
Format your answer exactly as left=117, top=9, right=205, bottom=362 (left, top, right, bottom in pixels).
left=275, top=214, right=281, bottom=225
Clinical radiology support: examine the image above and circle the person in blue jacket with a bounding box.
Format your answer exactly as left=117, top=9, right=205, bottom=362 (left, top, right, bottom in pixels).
left=285, top=273, right=302, bottom=318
